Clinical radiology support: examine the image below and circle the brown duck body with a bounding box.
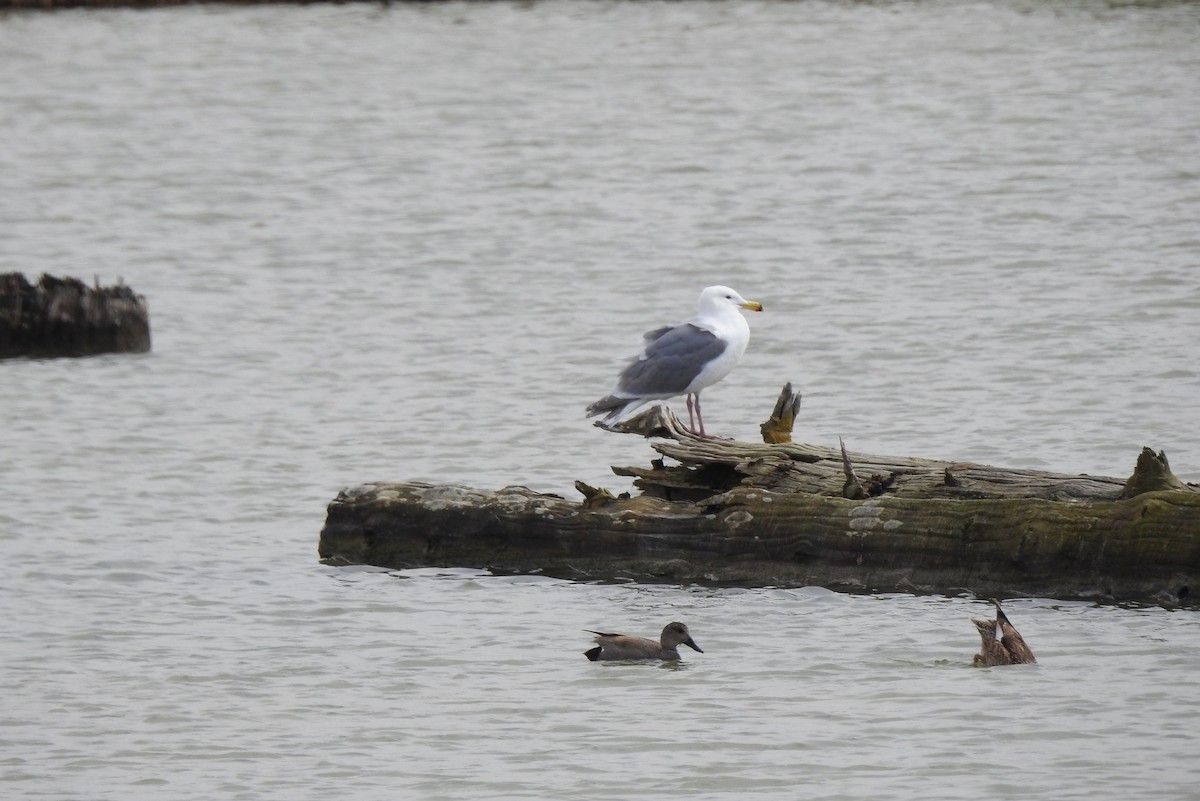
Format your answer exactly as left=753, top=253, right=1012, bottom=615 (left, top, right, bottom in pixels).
left=972, top=600, right=1037, bottom=666
left=584, top=621, right=703, bottom=661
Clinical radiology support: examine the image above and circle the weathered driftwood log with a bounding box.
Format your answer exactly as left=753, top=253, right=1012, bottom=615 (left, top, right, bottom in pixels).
left=0, top=273, right=151, bottom=359
left=319, top=387, right=1200, bottom=606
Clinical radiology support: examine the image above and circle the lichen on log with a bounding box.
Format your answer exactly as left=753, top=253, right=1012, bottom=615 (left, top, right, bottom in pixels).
left=0, top=272, right=151, bottom=359
left=1120, top=447, right=1189, bottom=498
left=319, top=388, right=1200, bottom=606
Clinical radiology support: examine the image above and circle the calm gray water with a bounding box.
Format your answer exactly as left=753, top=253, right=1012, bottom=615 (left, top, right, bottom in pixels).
left=2, top=1, right=1199, bottom=799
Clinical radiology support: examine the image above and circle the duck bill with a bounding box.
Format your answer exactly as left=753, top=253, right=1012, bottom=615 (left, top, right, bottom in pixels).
left=740, top=300, right=763, bottom=312
left=685, top=638, right=703, bottom=653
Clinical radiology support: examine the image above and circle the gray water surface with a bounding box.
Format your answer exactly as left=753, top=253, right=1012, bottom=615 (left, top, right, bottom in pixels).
left=2, top=2, right=1199, bottom=799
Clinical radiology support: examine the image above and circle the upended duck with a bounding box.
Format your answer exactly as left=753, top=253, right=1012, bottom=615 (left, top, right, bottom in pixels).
left=972, top=599, right=1037, bottom=666
left=584, top=621, right=703, bottom=661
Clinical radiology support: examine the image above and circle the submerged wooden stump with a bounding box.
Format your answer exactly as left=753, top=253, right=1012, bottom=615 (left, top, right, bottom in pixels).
left=0, top=273, right=151, bottom=359
left=319, top=387, right=1200, bottom=606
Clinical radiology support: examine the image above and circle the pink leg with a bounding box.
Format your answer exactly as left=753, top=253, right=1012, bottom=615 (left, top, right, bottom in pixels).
left=686, top=394, right=697, bottom=433
left=694, top=394, right=707, bottom=438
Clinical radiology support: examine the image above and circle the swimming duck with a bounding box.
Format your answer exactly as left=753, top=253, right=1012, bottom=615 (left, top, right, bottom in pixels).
left=972, top=599, right=1037, bottom=666
left=584, top=621, right=703, bottom=661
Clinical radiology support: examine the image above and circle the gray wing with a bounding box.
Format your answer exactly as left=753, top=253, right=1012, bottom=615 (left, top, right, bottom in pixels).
left=617, top=323, right=726, bottom=396
left=589, top=634, right=662, bottom=660
left=642, top=325, right=674, bottom=343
